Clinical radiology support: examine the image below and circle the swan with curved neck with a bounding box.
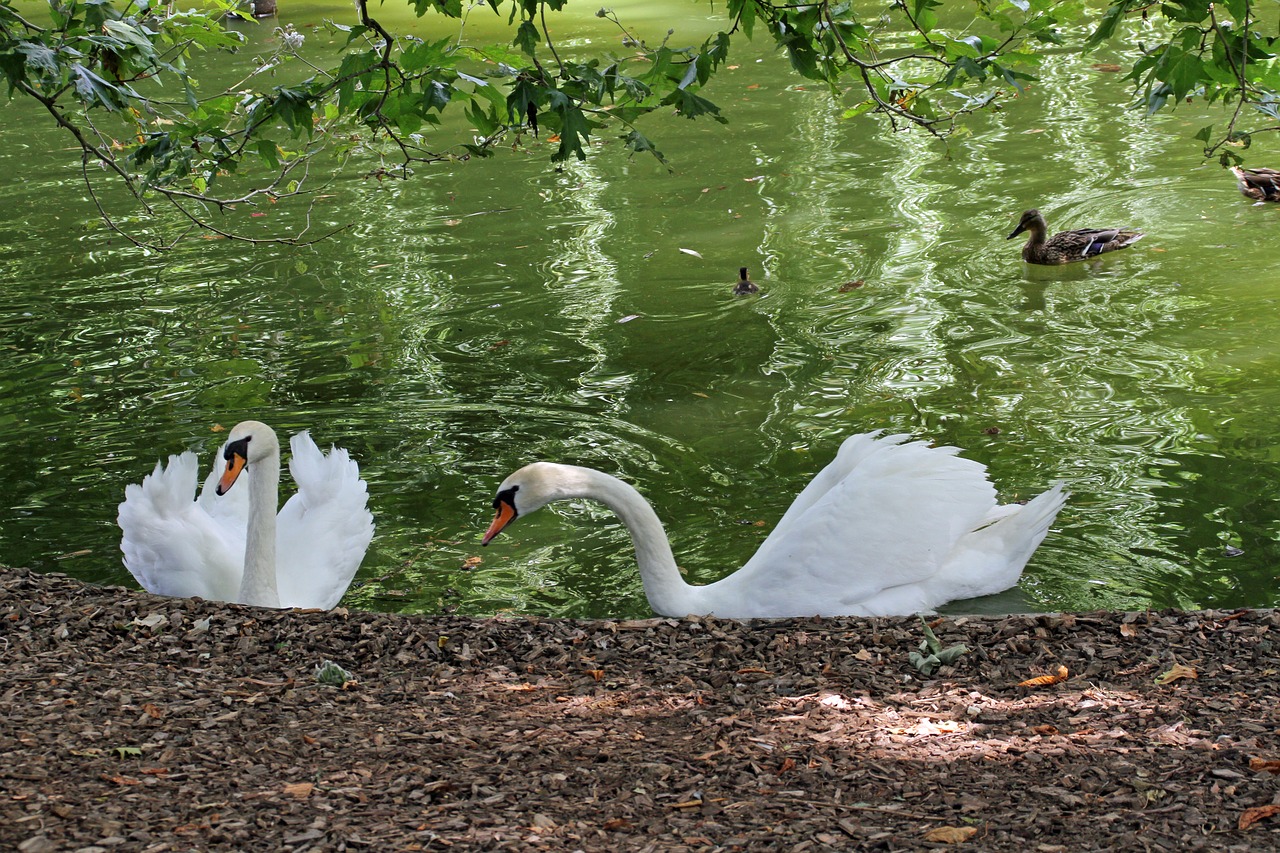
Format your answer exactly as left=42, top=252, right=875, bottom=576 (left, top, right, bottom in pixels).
left=119, top=420, right=374, bottom=609
left=215, top=420, right=283, bottom=607
left=482, top=432, right=1067, bottom=618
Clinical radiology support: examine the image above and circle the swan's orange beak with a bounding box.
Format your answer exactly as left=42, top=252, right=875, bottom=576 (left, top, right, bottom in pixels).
left=482, top=500, right=517, bottom=546
left=216, top=452, right=247, bottom=496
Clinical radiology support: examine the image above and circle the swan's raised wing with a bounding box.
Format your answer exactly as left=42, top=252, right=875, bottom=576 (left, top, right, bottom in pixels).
left=118, top=450, right=244, bottom=602
left=275, top=432, right=375, bottom=609
left=720, top=435, right=1000, bottom=616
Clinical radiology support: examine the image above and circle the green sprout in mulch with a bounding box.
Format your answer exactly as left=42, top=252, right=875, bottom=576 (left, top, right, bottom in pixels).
left=314, top=659, right=356, bottom=687
left=909, top=616, right=970, bottom=676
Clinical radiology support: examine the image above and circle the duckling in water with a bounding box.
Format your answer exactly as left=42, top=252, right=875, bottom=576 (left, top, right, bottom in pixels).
left=733, top=267, right=759, bottom=295
left=1230, top=166, right=1280, bottom=202
left=1008, top=209, right=1144, bottom=265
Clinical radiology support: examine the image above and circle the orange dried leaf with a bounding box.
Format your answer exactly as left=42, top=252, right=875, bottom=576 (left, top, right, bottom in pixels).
left=1019, top=665, right=1068, bottom=687
left=1240, top=803, right=1280, bottom=830
left=1119, top=622, right=1139, bottom=638
left=101, top=774, right=141, bottom=786
left=923, top=825, right=978, bottom=843
left=1155, top=663, right=1198, bottom=685
left=1032, top=724, right=1059, bottom=735
left=585, top=669, right=604, bottom=682
left=838, top=280, right=865, bottom=292
left=778, top=757, right=796, bottom=774
left=283, top=782, right=314, bottom=799
left=1249, top=757, right=1280, bottom=773
left=142, top=702, right=163, bottom=719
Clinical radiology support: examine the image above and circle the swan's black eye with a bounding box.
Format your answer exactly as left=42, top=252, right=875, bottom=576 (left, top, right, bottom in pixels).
left=223, top=436, right=251, bottom=462
left=493, top=484, right=519, bottom=513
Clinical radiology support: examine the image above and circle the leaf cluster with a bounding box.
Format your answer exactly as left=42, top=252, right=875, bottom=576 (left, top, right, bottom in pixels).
left=3, top=0, right=1278, bottom=245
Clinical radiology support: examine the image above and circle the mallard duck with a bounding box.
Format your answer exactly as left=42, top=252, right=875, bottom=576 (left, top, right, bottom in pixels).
left=1007, top=209, right=1144, bottom=265
left=733, top=267, right=759, bottom=295
left=1230, top=166, right=1280, bottom=202
left=481, top=432, right=1067, bottom=618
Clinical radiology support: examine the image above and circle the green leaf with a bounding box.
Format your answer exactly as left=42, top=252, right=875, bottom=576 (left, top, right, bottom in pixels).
left=621, top=129, right=667, bottom=165
left=551, top=103, right=592, bottom=162
left=513, top=20, right=540, bottom=56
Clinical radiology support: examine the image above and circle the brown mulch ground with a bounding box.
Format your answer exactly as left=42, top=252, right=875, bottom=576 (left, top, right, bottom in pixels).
left=3, top=568, right=1279, bottom=852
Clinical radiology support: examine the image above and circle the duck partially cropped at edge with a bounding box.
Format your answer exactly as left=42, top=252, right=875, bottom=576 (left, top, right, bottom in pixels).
left=1007, top=209, right=1144, bottom=265
left=733, top=267, right=759, bottom=295
left=1230, top=166, right=1280, bottom=202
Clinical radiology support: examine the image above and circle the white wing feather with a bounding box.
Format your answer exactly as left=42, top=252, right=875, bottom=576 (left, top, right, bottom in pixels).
left=118, top=449, right=244, bottom=601
left=700, top=433, right=1064, bottom=617
left=275, top=431, right=375, bottom=609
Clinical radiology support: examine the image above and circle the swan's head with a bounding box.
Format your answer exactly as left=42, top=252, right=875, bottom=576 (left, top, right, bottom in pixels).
left=215, top=420, right=280, bottom=496
left=481, top=462, right=591, bottom=546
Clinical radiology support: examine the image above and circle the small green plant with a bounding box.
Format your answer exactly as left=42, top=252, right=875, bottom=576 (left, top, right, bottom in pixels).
left=909, top=617, right=970, bottom=676
left=314, top=659, right=355, bottom=687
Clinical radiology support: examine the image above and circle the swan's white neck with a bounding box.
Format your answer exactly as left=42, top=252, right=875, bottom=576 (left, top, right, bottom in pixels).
left=570, top=468, right=700, bottom=617
left=237, top=449, right=281, bottom=608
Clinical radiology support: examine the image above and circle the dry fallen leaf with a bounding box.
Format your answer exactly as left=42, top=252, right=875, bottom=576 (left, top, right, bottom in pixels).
left=1091, top=63, right=1124, bottom=72
left=1119, top=622, right=1139, bottom=638
left=141, top=703, right=163, bottom=719
left=283, top=782, right=314, bottom=799
left=1240, top=803, right=1280, bottom=830
left=585, top=669, right=604, bottom=682
left=923, top=825, right=978, bottom=843
left=838, top=280, right=865, bottom=292
left=1019, top=665, right=1069, bottom=687
left=1155, top=663, right=1198, bottom=685
left=1249, top=757, right=1280, bottom=773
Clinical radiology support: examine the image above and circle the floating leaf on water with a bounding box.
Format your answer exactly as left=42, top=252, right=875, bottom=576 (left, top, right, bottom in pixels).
left=1091, top=63, right=1123, bottom=72
left=838, top=280, right=865, bottom=292
left=617, top=314, right=640, bottom=324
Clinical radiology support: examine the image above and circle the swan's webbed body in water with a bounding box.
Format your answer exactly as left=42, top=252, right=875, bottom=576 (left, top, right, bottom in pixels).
left=483, top=432, right=1067, bottom=618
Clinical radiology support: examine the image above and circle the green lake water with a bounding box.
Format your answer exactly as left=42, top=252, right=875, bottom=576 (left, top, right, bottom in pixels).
left=3, top=1, right=1279, bottom=617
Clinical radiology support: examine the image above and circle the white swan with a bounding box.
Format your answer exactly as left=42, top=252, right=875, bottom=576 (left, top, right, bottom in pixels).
left=118, top=420, right=375, bottom=609
left=481, top=432, right=1067, bottom=618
